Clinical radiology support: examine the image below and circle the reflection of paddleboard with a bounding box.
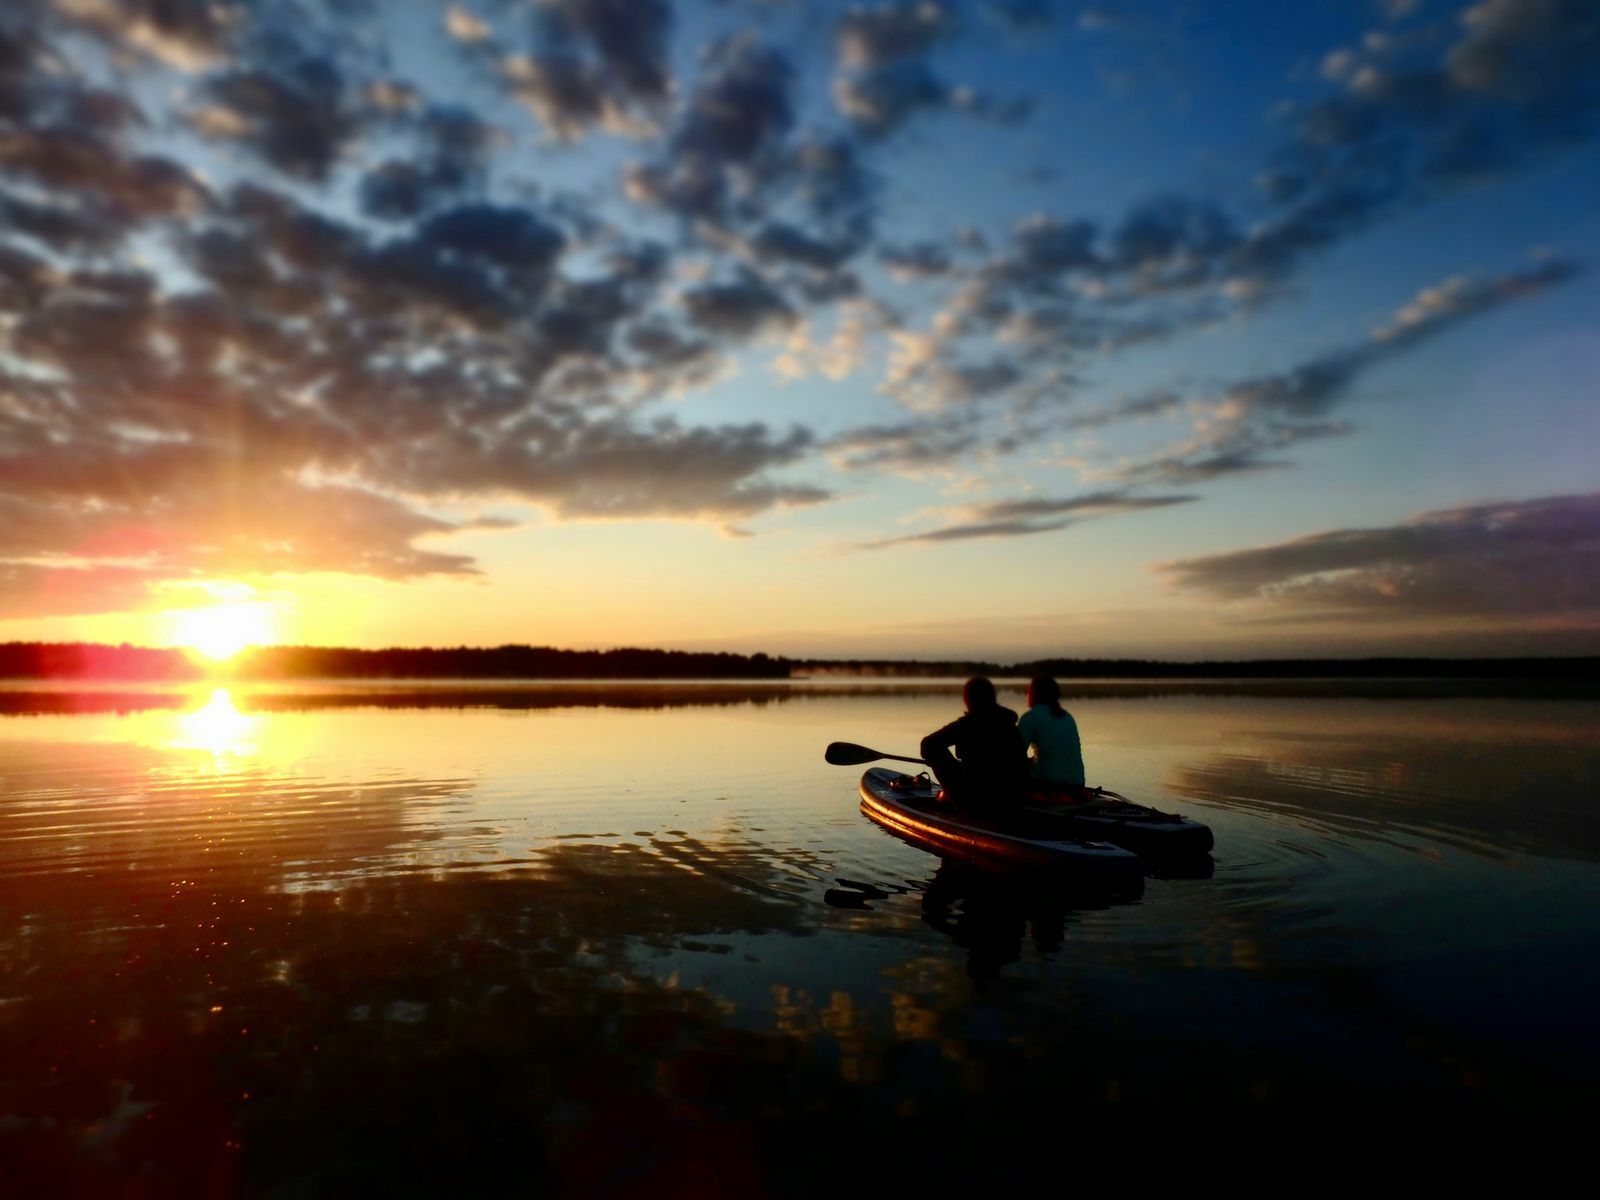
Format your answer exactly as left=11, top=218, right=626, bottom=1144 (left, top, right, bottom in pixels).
left=1022, top=785, right=1214, bottom=858
left=858, top=768, right=1143, bottom=890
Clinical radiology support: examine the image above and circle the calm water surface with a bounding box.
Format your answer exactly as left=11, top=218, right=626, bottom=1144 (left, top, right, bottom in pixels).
left=1, top=680, right=1597, bottom=1193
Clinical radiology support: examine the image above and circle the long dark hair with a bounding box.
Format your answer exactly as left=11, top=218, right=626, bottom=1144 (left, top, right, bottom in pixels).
left=1029, top=675, right=1065, bottom=719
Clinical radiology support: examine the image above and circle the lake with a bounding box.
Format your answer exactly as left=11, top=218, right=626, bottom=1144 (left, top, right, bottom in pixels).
left=1, top=679, right=1597, bottom=1193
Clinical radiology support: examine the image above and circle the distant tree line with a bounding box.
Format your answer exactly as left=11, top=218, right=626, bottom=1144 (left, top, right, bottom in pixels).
left=2, top=642, right=1595, bottom=682
left=232, top=645, right=791, bottom=680
left=796, top=656, right=1600, bottom=680
left=798, top=659, right=1002, bottom=678
left=0, top=642, right=791, bottom=680
left=1012, top=657, right=1600, bottom=680
left=0, top=642, right=197, bottom=680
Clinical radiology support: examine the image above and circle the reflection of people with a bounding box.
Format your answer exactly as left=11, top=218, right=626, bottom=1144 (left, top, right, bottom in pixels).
left=919, top=677, right=1027, bottom=812
left=1018, top=675, right=1085, bottom=791
left=921, top=862, right=1068, bottom=984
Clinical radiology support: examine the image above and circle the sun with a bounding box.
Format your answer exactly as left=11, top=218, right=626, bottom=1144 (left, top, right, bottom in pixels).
left=170, top=601, right=279, bottom=662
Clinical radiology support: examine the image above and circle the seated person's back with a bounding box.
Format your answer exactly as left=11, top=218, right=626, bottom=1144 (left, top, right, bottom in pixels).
left=1018, top=675, right=1085, bottom=787
left=920, top=677, right=1028, bottom=810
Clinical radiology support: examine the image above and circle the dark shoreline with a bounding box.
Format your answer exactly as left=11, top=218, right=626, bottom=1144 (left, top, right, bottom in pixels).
left=801, top=655, right=1600, bottom=681
left=2, top=676, right=1598, bottom=718
left=1, top=641, right=1597, bottom=684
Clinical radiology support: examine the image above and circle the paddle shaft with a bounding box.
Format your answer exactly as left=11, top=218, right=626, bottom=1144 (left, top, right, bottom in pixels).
left=824, top=740, right=927, bottom=767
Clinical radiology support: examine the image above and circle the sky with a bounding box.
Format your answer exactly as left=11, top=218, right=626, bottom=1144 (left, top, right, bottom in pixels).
left=0, top=0, right=1597, bottom=660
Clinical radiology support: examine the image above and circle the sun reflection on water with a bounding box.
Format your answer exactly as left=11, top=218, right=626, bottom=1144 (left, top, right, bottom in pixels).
left=171, top=687, right=258, bottom=758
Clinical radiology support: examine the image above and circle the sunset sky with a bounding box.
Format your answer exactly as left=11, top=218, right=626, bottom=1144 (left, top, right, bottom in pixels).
left=1, top=0, right=1596, bottom=659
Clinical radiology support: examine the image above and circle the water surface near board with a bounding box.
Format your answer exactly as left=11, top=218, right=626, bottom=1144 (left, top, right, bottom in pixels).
left=2, top=680, right=1597, bottom=1192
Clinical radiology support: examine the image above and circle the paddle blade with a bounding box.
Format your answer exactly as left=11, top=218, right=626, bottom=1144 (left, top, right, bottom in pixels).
left=824, top=741, right=883, bottom=765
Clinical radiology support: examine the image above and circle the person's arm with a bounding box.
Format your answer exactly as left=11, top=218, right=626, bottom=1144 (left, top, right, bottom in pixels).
left=920, top=717, right=963, bottom=761
left=1019, top=710, right=1047, bottom=769
left=1017, top=709, right=1037, bottom=752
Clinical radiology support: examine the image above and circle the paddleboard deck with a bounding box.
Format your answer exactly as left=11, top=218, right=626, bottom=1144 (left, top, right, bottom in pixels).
left=858, top=768, right=1144, bottom=889
left=1021, top=786, right=1214, bottom=858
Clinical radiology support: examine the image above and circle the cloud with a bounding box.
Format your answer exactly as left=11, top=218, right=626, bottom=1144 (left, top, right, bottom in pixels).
left=1110, top=419, right=1354, bottom=485
left=410, top=417, right=828, bottom=521
left=0, top=127, right=208, bottom=222
left=0, top=191, right=119, bottom=253
left=860, top=517, right=1074, bottom=546
left=504, top=55, right=631, bottom=141
left=1225, top=256, right=1579, bottom=424
left=790, top=135, right=877, bottom=227
left=0, top=4, right=839, bottom=619
left=880, top=241, right=954, bottom=279
left=837, top=3, right=957, bottom=70
left=0, top=0, right=1595, bottom=621
left=499, top=0, right=673, bottom=140
left=1105, top=255, right=1581, bottom=481
left=973, top=491, right=1198, bottom=522
left=906, top=0, right=1600, bottom=351
left=445, top=5, right=492, bottom=45
left=1157, top=492, right=1600, bottom=624
left=857, top=490, right=1197, bottom=549
left=835, top=62, right=1030, bottom=138
left=832, top=2, right=1031, bottom=137
left=1372, top=257, right=1581, bottom=344
left=53, top=0, right=240, bottom=71
left=747, top=221, right=856, bottom=271
left=1445, top=0, right=1597, bottom=101
left=194, top=53, right=358, bottom=181
left=774, top=299, right=891, bottom=382
left=1112, top=195, right=1237, bottom=273
left=621, top=35, right=800, bottom=226
left=0, top=561, right=174, bottom=621
left=1062, top=390, right=1184, bottom=431
left=681, top=272, right=797, bottom=338
left=823, top=414, right=986, bottom=473
left=359, top=105, right=501, bottom=221
left=677, top=35, right=795, bottom=163
left=1003, top=214, right=1101, bottom=283
left=0, top=437, right=483, bottom=595
left=416, top=203, right=566, bottom=272
left=1230, top=0, right=1600, bottom=288
left=539, top=0, right=673, bottom=106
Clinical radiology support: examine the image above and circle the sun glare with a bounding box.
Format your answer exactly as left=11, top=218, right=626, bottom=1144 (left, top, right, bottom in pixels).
left=170, top=601, right=279, bottom=662
left=172, top=688, right=258, bottom=757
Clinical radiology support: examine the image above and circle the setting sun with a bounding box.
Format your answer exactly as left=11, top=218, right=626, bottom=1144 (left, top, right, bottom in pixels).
left=168, top=600, right=279, bottom=662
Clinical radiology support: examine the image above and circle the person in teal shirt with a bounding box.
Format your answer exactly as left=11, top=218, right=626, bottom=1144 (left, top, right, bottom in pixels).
left=1017, top=675, right=1085, bottom=788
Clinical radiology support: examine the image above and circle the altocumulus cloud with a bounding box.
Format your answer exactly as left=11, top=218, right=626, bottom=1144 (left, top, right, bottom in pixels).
left=1157, top=493, right=1600, bottom=626
left=0, top=2, right=839, bottom=616
left=848, top=0, right=1600, bottom=461
left=1105, top=256, right=1581, bottom=486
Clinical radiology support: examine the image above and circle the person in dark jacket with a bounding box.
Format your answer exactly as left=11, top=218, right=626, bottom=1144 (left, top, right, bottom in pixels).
left=919, top=676, right=1028, bottom=813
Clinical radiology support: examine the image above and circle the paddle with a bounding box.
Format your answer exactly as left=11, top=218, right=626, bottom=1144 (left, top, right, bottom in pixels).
left=826, top=742, right=1140, bottom=803
left=824, top=740, right=926, bottom=767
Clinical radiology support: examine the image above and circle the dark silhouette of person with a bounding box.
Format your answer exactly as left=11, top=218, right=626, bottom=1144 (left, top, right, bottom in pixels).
left=919, top=676, right=1028, bottom=813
